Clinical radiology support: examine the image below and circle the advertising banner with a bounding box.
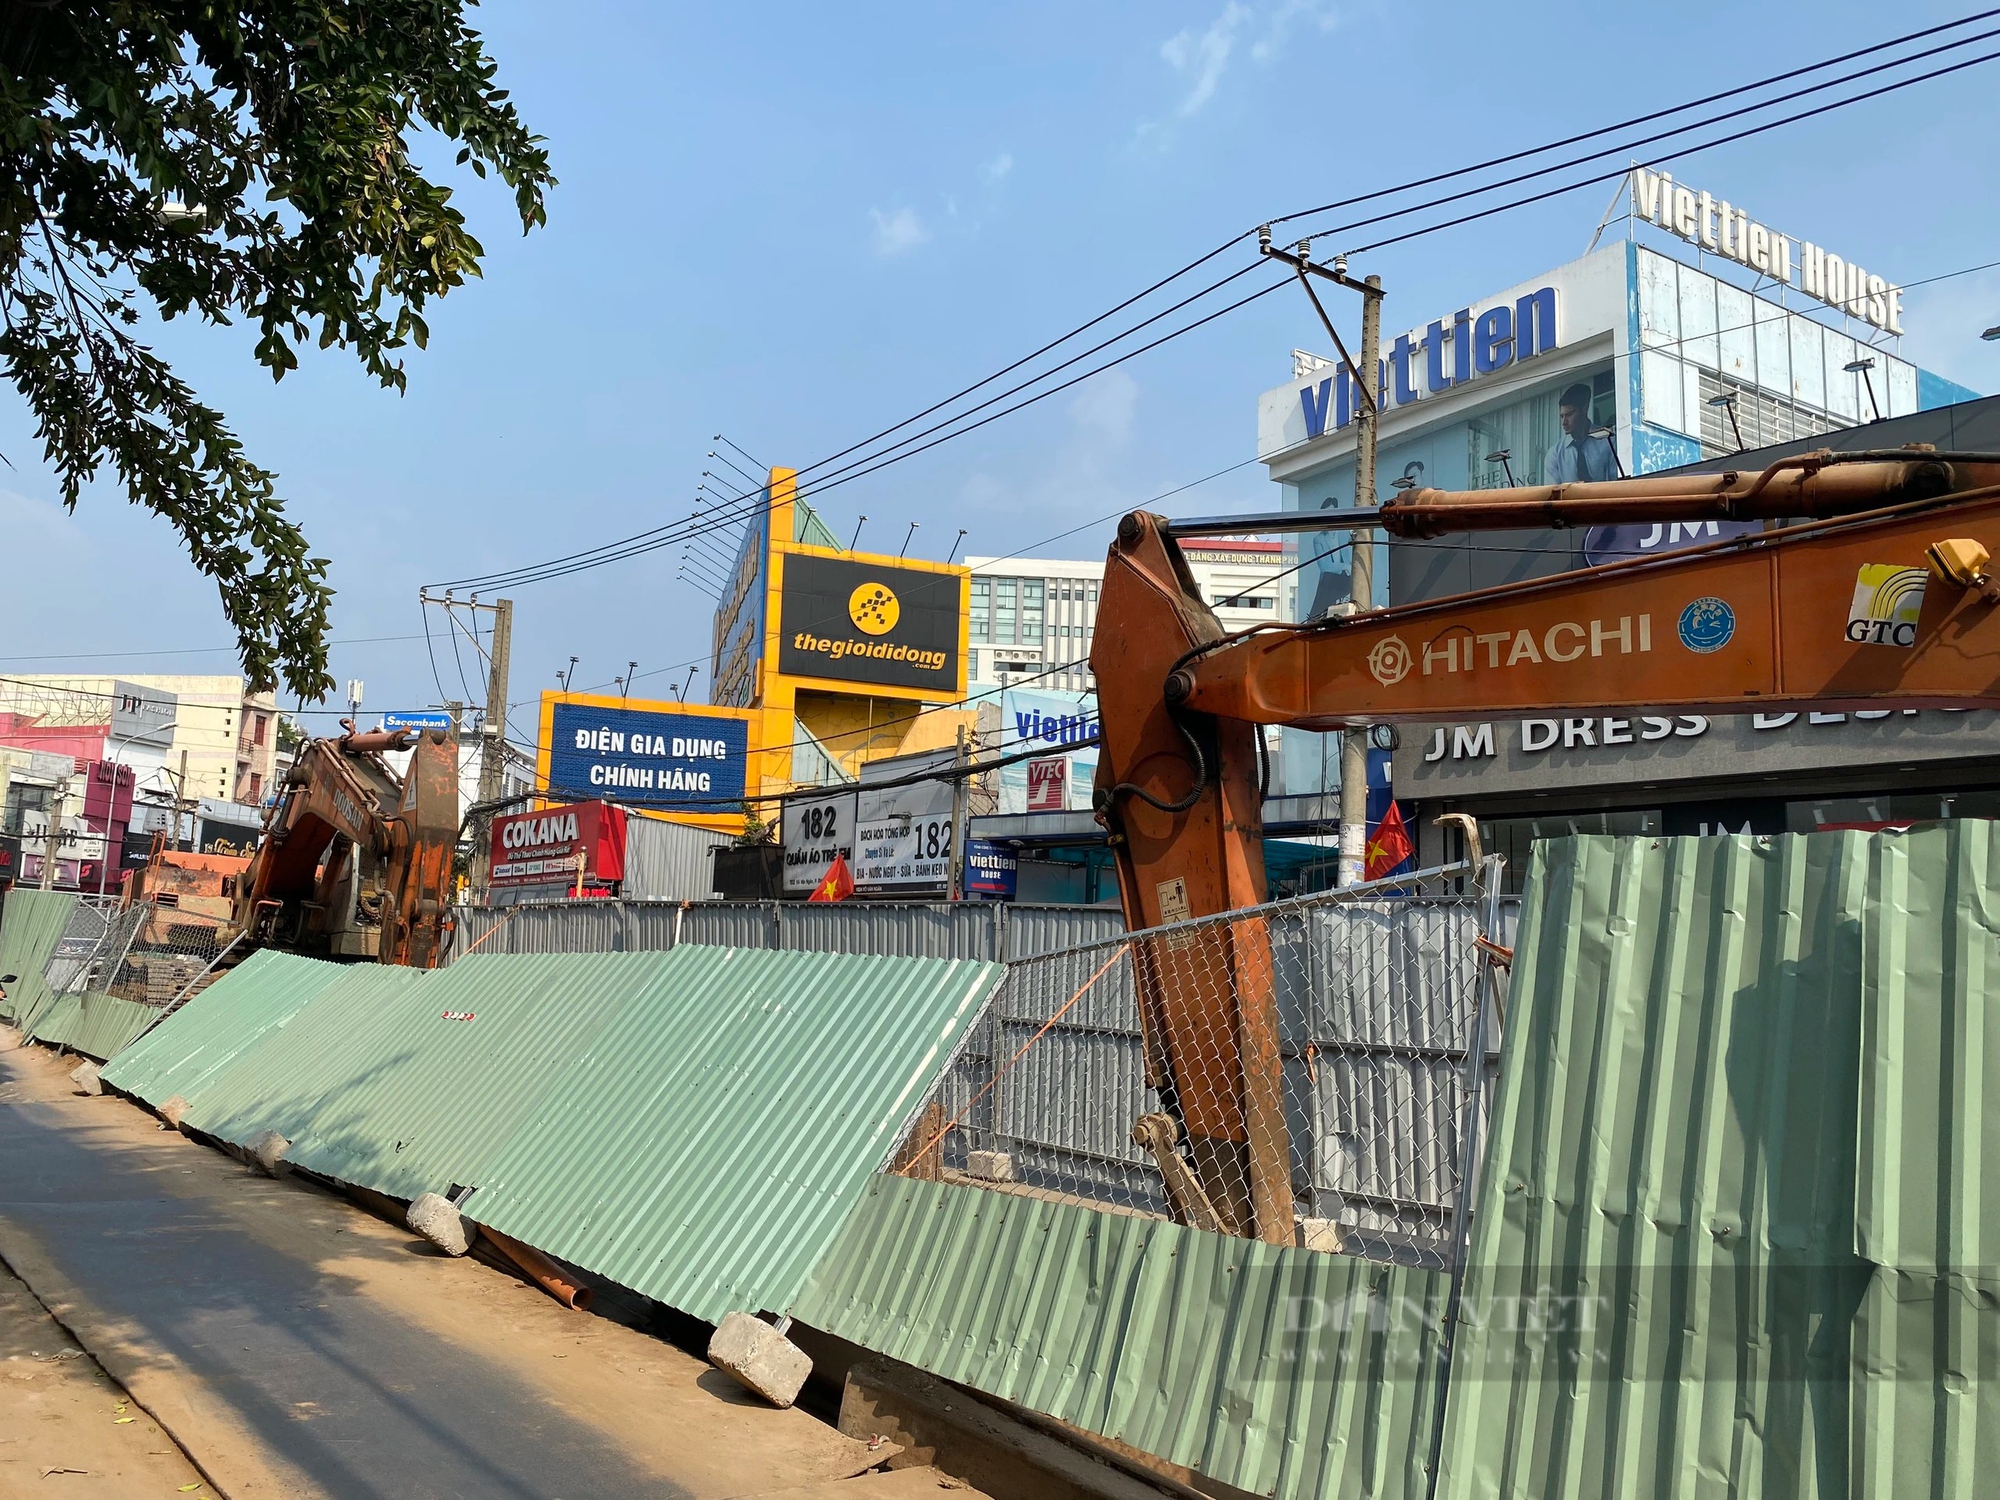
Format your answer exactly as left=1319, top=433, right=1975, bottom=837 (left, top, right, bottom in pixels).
left=853, top=778, right=955, bottom=890
left=491, top=800, right=629, bottom=889
left=781, top=788, right=859, bottom=896
left=964, top=838, right=1017, bottom=900
left=16, top=811, right=106, bottom=863
left=383, top=711, right=455, bottom=732
left=540, top=694, right=755, bottom=826
left=998, top=686, right=1099, bottom=814
left=109, top=679, right=178, bottom=749
left=1025, top=756, right=1067, bottom=812
left=776, top=552, right=964, bottom=696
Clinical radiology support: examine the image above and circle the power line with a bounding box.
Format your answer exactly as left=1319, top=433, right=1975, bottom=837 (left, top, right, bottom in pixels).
left=1267, top=7, right=2000, bottom=229
left=1337, top=47, right=2000, bottom=258
left=1288, top=23, right=2000, bottom=251
left=433, top=17, right=2000, bottom=606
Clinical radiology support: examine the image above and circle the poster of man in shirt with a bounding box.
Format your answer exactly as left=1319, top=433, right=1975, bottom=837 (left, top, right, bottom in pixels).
left=1543, top=381, right=1618, bottom=483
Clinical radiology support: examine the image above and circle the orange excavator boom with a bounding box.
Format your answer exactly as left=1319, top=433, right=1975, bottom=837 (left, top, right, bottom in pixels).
left=1088, top=449, right=2000, bottom=1241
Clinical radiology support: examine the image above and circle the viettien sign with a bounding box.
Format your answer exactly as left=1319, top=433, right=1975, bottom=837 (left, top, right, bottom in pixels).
left=1294, top=285, right=1561, bottom=440
left=1628, top=167, right=1903, bottom=333
left=539, top=693, right=756, bottom=829
left=490, top=800, right=628, bottom=889
left=775, top=552, right=966, bottom=698
left=964, top=838, right=1018, bottom=900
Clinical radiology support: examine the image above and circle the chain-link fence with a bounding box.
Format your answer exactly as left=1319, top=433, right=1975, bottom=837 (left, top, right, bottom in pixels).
left=18, top=896, right=233, bottom=1044
left=884, top=862, right=1512, bottom=1272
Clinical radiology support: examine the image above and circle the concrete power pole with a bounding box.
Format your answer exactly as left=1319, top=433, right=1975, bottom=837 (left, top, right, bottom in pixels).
left=37, top=775, right=71, bottom=890
left=1337, top=274, right=1383, bottom=888
left=468, top=598, right=514, bottom=899
left=1256, top=234, right=1384, bottom=888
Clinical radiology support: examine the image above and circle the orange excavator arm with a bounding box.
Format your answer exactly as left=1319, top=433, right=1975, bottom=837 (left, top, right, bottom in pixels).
left=1089, top=449, right=2000, bottom=1242
left=232, top=724, right=459, bottom=967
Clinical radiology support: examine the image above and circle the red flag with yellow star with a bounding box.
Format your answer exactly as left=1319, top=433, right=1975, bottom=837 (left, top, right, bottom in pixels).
left=809, top=852, right=856, bottom=903
left=1365, top=800, right=1413, bottom=882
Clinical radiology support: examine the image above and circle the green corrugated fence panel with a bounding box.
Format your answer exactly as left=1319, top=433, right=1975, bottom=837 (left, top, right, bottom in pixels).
left=24, top=991, right=81, bottom=1048
left=1853, top=825, right=2000, bottom=1274
left=177, top=964, right=431, bottom=1144
left=64, top=993, right=169, bottom=1062
left=794, top=1175, right=1448, bottom=1500
left=274, top=952, right=674, bottom=1201
left=104, top=942, right=1001, bottom=1329
left=1437, top=829, right=2000, bottom=1500
left=462, top=946, right=1002, bottom=1323
left=0, top=889, right=78, bottom=1025
left=1848, top=827, right=2000, bottom=1493
left=101, top=949, right=352, bottom=1106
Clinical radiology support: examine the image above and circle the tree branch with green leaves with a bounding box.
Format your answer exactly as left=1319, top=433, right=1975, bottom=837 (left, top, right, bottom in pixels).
left=0, top=2, right=553, bottom=699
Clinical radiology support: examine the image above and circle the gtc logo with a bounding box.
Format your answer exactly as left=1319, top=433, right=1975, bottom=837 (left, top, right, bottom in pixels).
left=1368, top=636, right=1413, bottom=686
left=847, top=582, right=900, bottom=636
left=1845, top=564, right=1927, bottom=647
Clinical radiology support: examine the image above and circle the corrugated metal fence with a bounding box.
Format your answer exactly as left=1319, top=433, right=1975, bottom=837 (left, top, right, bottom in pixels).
left=451, top=898, right=1127, bottom=963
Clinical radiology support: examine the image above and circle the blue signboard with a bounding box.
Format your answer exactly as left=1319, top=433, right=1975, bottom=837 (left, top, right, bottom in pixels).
left=1583, top=518, right=1762, bottom=568
left=965, top=838, right=1018, bottom=900
left=383, top=711, right=455, bottom=732
left=546, top=701, right=750, bottom=812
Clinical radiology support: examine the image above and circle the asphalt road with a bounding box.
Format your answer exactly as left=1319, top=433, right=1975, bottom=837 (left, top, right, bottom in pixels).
left=0, top=1036, right=928, bottom=1500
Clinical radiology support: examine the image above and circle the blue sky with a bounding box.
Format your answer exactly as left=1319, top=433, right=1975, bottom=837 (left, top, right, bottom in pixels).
left=2, top=0, right=1995, bottom=742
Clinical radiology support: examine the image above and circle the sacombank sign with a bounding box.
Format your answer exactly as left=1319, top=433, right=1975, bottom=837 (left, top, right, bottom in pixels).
left=1293, top=285, right=1562, bottom=442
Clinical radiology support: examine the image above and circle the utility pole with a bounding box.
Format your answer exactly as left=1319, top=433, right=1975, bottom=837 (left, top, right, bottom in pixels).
left=37, top=774, right=71, bottom=890
left=1259, top=231, right=1384, bottom=887
left=468, top=598, right=514, bottom=899
left=1337, top=272, right=1383, bottom=887
left=949, top=725, right=969, bottom=901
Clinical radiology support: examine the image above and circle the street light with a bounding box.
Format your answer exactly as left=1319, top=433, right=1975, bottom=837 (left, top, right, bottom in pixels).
left=1982, top=323, right=2000, bottom=342
left=1589, top=427, right=1627, bottom=478
left=1708, top=391, right=1745, bottom=452
left=99, top=723, right=177, bottom=898
left=1844, top=357, right=1882, bottom=421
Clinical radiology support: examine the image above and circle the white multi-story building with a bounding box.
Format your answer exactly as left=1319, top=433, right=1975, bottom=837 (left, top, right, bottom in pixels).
left=964, top=539, right=1295, bottom=696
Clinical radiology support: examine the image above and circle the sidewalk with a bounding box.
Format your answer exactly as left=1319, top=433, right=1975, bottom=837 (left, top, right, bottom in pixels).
left=0, top=1028, right=973, bottom=1500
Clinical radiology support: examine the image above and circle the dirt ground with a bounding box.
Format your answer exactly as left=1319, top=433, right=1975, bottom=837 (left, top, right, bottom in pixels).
left=0, top=1027, right=978, bottom=1500
left=0, top=1257, right=213, bottom=1498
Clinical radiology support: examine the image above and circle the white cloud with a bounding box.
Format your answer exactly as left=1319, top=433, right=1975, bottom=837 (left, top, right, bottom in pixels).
left=1160, top=3, right=1250, bottom=118
left=869, top=207, right=929, bottom=258
left=1068, top=369, right=1140, bottom=449
left=984, top=152, right=1014, bottom=184
left=1250, top=0, right=1341, bottom=62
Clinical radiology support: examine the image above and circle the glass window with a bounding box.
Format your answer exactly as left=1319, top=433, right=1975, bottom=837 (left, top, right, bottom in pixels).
left=995, top=577, right=1017, bottom=645
left=970, top=577, right=990, bottom=643
left=1677, top=262, right=1719, bottom=371
left=1021, top=580, right=1044, bottom=645
left=1087, top=587, right=1098, bottom=602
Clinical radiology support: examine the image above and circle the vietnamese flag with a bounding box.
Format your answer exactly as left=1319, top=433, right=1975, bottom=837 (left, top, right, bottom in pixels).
left=1365, top=800, right=1414, bottom=881
left=809, top=853, right=856, bottom=902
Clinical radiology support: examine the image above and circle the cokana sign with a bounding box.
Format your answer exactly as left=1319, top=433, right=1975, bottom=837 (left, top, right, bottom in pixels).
left=1628, top=168, right=1903, bottom=333
left=1299, top=286, right=1560, bottom=439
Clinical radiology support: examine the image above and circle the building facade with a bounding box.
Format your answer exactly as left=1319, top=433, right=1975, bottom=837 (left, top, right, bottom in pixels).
left=1254, top=167, right=1985, bottom=842
left=964, top=538, right=1296, bottom=696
